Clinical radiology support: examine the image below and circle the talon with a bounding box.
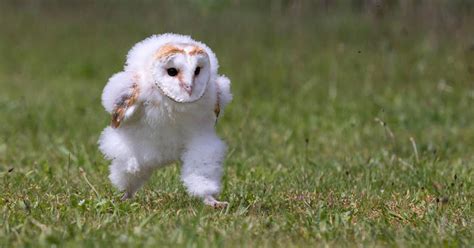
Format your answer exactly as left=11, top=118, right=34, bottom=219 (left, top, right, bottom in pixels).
left=204, top=196, right=228, bottom=209
left=213, top=201, right=229, bottom=209
left=121, top=192, right=132, bottom=201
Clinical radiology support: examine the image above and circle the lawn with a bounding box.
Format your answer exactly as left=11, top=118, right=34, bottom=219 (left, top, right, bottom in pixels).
left=0, top=1, right=473, bottom=247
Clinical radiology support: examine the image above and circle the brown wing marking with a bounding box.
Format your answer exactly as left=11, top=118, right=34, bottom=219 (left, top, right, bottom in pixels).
left=214, top=82, right=221, bottom=118
left=111, top=81, right=140, bottom=128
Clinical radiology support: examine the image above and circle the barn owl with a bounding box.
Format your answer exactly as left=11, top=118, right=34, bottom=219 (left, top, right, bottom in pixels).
left=98, top=34, right=232, bottom=208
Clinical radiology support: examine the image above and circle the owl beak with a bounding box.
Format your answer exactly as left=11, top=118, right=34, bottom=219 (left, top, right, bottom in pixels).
left=180, top=81, right=193, bottom=96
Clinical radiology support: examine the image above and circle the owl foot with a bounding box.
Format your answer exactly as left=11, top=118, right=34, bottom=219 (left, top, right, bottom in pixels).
left=203, top=195, right=228, bottom=209
left=121, top=191, right=133, bottom=201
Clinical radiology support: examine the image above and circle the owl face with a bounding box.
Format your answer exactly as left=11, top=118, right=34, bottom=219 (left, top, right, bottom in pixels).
left=151, top=43, right=211, bottom=103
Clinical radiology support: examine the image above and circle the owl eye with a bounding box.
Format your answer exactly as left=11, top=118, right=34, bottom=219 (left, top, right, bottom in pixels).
left=167, top=68, right=178, bottom=77
left=194, top=67, right=201, bottom=76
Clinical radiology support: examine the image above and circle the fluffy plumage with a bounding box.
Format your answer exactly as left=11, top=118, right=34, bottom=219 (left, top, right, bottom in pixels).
left=98, top=34, right=232, bottom=207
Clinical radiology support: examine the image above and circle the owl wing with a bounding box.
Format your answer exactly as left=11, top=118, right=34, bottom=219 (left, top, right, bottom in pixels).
left=101, top=72, right=141, bottom=128
left=214, top=75, right=232, bottom=118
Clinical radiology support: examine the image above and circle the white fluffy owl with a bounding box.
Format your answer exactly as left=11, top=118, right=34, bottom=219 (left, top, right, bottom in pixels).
left=98, top=34, right=232, bottom=207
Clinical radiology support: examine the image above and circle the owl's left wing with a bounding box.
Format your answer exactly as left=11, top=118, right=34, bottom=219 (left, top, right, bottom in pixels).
left=214, top=75, right=232, bottom=118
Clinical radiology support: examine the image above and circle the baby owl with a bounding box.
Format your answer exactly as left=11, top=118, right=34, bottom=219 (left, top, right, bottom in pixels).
left=98, top=34, right=232, bottom=207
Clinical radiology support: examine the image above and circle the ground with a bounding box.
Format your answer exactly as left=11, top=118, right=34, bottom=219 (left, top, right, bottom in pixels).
left=0, top=1, right=473, bottom=247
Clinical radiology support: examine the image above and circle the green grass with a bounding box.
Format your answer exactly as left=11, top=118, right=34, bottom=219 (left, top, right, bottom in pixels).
left=0, top=1, right=473, bottom=247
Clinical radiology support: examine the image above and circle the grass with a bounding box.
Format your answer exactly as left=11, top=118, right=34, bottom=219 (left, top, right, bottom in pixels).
left=0, top=1, right=473, bottom=247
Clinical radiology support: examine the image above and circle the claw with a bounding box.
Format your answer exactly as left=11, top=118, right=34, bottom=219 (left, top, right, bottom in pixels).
left=204, top=195, right=228, bottom=209
left=121, top=191, right=132, bottom=201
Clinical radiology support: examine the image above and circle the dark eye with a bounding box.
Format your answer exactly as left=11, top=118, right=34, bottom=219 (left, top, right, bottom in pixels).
left=167, top=68, right=178, bottom=77
left=194, top=67, right=201, bottom=76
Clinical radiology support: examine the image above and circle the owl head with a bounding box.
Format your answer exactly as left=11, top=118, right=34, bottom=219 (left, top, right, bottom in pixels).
left=125, top=34, right=219, bottom=103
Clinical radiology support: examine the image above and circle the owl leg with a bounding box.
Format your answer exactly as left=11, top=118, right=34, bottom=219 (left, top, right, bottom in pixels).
left=109, top=158, right=152, bottom=200
left=181, top=133, right=228, bottom=208
left=100, top=127, right=152, bottom=200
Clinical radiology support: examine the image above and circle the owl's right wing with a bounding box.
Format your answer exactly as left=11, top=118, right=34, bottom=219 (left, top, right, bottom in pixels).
left=101, top=72, right=141, bottom=128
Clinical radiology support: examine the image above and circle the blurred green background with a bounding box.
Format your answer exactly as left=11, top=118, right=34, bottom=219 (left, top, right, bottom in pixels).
left=0, top=0, right=473, bottom=247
